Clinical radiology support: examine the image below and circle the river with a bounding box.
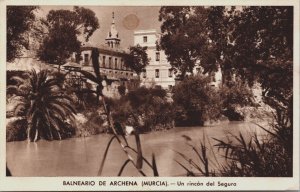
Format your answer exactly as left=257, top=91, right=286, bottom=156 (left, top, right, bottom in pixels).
left=6, top=121, right=269, bottom=177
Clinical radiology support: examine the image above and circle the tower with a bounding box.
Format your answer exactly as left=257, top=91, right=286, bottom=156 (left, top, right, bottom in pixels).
left=105, top=12, right=121, bottom=49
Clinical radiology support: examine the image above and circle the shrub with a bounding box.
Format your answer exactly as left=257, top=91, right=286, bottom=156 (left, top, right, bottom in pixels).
left=117, top=84, right=126, bottom=96
left=111, top=86, right=174, bottom=133
left=220, top=77, right=255, bottom=121
left=74, top=108, right=107, bottom=137
left=6, top=118, right=27, bottom=142
left=214, top=130, right=292, bottom=177
left=172, top=75, right=222, bottom=126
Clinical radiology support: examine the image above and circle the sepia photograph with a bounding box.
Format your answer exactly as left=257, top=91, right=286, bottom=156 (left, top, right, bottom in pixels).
left=1, top=0, right=299, bottom=191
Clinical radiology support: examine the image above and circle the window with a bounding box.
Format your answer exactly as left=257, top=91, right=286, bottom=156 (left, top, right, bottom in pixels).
left=168, top=68, right=173, bottom=77
left=102, top=56, right=106, bottom=67
left=168, top=85, right=173, bottom=90
left=155, top=69, right=159, bottom=78
left=142, top=69, right=146, bottom=78
left=121, top=59, right=124, bottom=70
left=115, top=58, right=118, bottom=69
left=156, top=52, right=160, bottom=61
left=143, top=36, right=147, bottom=43
left=109, top=57, right=112, bottom=68
left=84, top=54, right=89, bottom=65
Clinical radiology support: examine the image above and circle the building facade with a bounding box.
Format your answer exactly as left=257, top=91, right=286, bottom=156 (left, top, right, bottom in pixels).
left=67, top=13, right=136, bottom=97
left=133, top=29, right=223, bottom=90
left=133, top=29, right=176, bottom=90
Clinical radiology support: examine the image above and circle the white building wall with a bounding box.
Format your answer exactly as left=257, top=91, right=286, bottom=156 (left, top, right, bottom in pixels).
left=134, top=30, right=175, bottom=90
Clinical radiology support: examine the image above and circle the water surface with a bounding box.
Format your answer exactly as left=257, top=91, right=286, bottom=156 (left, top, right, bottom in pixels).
left=7, top=121, right=267, bottom=176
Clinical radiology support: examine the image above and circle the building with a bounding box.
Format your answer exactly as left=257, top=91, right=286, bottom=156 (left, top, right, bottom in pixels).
left=67, top=13, right=137, bottom=97
left=133, top=29, right=176, bottom=90
left=134, top=29, right=223, bottom=90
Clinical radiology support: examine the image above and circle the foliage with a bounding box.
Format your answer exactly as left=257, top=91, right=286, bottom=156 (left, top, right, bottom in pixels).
left=214, top=128, right=292, bottom=176
left=38, top=6, right=99, bottom=65
left=77, top=44, right=159, bottom=177
left=111, top=86, right=175, bottom=132
left=78, top=48, right=104, bottom=105
left=98, top=134, right=159, bottom=177
left=159, top=7, right=209, bottom=78
left=7, top=6, right=38, bottom=62
left=7, top=69, right=76, bottom=142
left=175, top=134, right=216, bottom=176
left=169, top=6, right=293, bottom=176
left=117, top=84, right=126, bottom=96
left=176, top=122, right=292, bottom=177
left=125, top=44, right=149, bottom=75
left=126, top=79, right=141, bottom=92
left=73, top=110, right=106, bottom=137
left=159, top=6, right=293, bottom=117
left=172, top=75, right=222, bottom=126
left=6, top=118, right=27, bottom=142
left=220, top=77, right=255, bottom=121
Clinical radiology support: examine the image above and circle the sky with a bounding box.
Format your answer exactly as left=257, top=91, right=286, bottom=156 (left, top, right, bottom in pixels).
left=39, top=6, right=162, bottom=49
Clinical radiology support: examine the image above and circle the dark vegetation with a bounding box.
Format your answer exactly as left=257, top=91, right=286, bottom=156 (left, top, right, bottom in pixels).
left=172, top=75, right=254, bottom=126
left=111, top=86, right=174, bottom=133
left=7, top=69, right=76, bottom=142
left=159, top=6, right=293, bottom=177
left=7, top=6, right=38, bottom=62
left=38, top=6, right=99, bottom=68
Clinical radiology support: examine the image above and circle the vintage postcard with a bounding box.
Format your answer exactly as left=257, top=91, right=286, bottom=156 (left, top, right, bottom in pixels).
left=0, top=0, right=299, bottom=191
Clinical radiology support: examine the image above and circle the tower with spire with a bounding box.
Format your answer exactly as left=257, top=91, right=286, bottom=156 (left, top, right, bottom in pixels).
left=105, top=12, right=121, bottom=49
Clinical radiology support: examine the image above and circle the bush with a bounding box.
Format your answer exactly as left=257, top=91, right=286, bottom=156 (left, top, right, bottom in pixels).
left=172, top=75, right=222, bottom=126
left=220, top=77, right=255, bottom=121
left=117, top=84, right=126, bottom=96
left=111, top=86, right=174, bottom=133
left=74, top=107, right=108, bottom=137
left=214, top=130, right=292, bottom=176
left=6, top=118, right=27, bottom=142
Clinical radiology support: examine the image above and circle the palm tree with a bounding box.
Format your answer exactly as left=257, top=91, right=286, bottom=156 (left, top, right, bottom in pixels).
left=7, top=69, right=76, bottom=142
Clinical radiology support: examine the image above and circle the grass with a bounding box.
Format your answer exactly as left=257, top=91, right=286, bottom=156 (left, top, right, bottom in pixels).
left=174, top=119, right=292, bottom=177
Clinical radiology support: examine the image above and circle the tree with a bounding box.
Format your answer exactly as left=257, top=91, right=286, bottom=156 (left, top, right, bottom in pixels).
left=159, top=7, right=217, bottom=78
left=159, top=6, right=293, bottom=118
left=7, top=70, right=76, bottom=142
left=38, top=6, right=99, bottom=68
left=7, top=6, right=38, bottom=62
left=125, top=44, right=149, bottom=75
left=172, top=75, right=222, bottom=126
left=220, top=77, right=255, bottom=121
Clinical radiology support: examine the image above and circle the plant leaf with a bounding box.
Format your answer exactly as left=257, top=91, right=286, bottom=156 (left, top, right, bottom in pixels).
left=152, top=153, right=159, bottom=176
left=97, top=135, right=116, bottom=176
left=117, top=159, right=130, bottom=176
left=79, top=70, right=99, bottom=84
left=134, top=132, right=143, bottom=169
